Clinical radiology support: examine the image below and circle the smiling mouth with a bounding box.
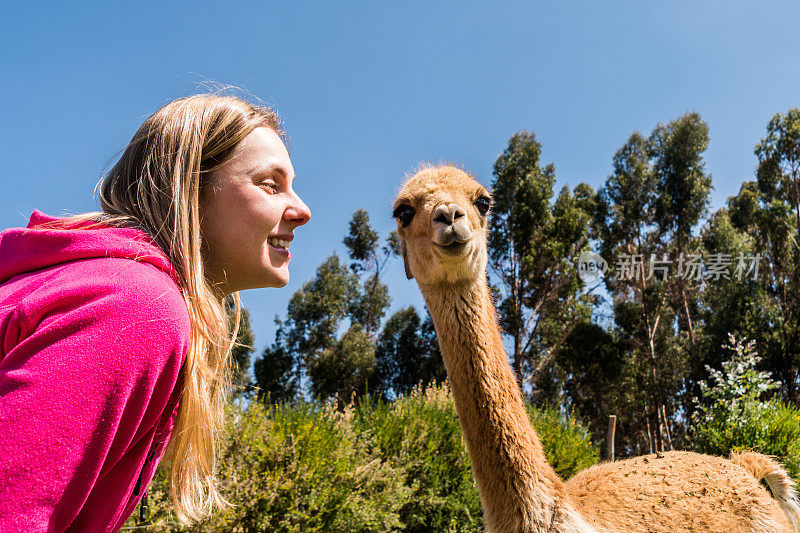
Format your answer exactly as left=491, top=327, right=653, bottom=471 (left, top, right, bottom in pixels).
left=268, top=237, right=291, bottom=258
left=434, top=241, right=470, bottom=257
left=268, top=237, right=290, bottom=248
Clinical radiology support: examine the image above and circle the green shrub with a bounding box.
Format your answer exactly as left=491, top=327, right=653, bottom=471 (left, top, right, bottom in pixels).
left=124, top=384, right=599, bottom=532
left=527, top=404, right=600, bottom=480
left=692, top=398, right=800, bottom=481
left=214, top=400, right=408, bottom=532
left=691, top=334, right=800, bottom=481
left=127, top=400, right=408, bottom=532
left=353, top=385, right=483, bottom=533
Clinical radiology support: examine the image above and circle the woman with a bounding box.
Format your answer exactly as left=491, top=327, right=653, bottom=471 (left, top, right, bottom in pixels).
left=0, top=94, right=311, bottom=530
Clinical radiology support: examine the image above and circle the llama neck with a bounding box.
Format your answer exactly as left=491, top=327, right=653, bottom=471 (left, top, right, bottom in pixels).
left=421, top=277, right=581, bottom=532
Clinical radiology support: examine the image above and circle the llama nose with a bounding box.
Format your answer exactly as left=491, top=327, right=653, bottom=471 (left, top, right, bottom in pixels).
left=432, top=204, right=465, bottom=226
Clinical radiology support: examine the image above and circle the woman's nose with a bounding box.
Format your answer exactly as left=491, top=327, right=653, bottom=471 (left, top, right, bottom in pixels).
left=284, top=191, right=311, bottom=226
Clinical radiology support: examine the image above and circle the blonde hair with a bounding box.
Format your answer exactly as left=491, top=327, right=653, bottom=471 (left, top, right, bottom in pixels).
left=94, top=94, right=283, bottom=522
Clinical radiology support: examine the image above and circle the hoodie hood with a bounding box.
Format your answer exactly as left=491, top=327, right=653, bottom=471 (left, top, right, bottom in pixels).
left=0, top=210, right=179, bottom=285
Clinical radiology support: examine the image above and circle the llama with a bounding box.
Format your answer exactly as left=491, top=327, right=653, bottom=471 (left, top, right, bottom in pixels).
left=392, top=164, right=800, bottom=533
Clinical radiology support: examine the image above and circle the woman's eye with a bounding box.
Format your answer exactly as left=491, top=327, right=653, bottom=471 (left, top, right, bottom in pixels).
left=393, top=204, right=415, bottom=227
left=261, top=180, right=278, bottom=192
left=474, top=196, right=491, bottom=216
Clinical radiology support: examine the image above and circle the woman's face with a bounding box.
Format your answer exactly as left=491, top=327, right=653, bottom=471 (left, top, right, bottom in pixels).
left=201, top=126, right=311, bottom=294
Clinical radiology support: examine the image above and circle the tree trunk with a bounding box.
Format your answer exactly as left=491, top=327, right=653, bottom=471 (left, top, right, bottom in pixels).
left=513, top=277, right=524, bottom=392
left=653, top=406, right=663, bottom=453
left=513, top=331, right=523, bottom=392
left=680, top=283, right=696, bottom=366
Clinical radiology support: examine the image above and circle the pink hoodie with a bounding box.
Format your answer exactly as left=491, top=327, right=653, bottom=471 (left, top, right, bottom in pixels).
left=0, top=211, right=189, bottom=532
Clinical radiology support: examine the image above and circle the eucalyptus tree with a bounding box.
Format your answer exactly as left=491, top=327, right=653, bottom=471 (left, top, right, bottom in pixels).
left=555, top=321, right=627, bottom=454
left=696, top=203, right=768, bottom=399
left=754, top=109, right=800, bottom=403
left=374, top=306, right=445, bottom=399
left=695, top=111, right=800, bottom=406
left=596, top=131, right=678, bottom=453
left=255, top=210, right=400, bottom=403
left=595, top=114, right=712, bottom=452
left=488, top=131, right=596, bottom=393
left=713, top=109, right=800, bottom=404
left=254, top=318, right=299, bottom=403
left=343, top=208, right=392, bottom=336
left=254, top=254, right=360, bottom=401
left=649, top=113, right=712, bottom=378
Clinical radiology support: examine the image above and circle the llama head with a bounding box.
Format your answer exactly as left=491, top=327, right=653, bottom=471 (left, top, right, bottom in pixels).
left=393, top=165, right=491, bottom=285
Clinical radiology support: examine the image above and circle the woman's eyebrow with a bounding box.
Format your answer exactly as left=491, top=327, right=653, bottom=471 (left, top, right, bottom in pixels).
left=246, top=163, right=291, bottom=182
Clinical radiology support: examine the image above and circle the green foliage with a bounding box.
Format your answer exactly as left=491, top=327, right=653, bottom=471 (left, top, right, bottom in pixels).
left=386, top=230, right=402, bottom=257
left=649, top=112, right=712, bottom=241
left=254, top=319, right=299, bottom=403
left=750, top=108, right=800, bottom=402
left=344, top=209, right=380, bottom=269
left=308, top=323, right=376, bottom=403
left=555, top=322, right=627, bottom=453
left=343, top=209, right=392, bottom=335
left=691, top=334, right=800, bottom=480
left=126, top=385, right=599, bottom=531
left=257, top=208, right=400, bottom=403
left=138, top=400, right=409, bottom=532
left=755, top=108, right=800, bottom=202
left=253, top=254, right=362, bottom=402
left=694, top=334, right=780, bottom=414
left=223, top=296, right=255, bottom=396
left=353, top=386, right=483, bottom=532
left=488, top=131, right=596, bottom=389
left=692, top=399, right=800, bottom=482
left=212, top=400, right=407, bottom=532
left=285, top=254, right=361, bottom=360
left=351, top=272, right=391, bottom=336
left=696, top=186, right=782, bottom=427
left=593, top=114, right=714, bottom=454
left=595, top=132, right=653, bottom=246
left=526, top=404, right=600, bottom=479
left=232, top=311, right=254, bottom=389
left=374, top=307, right=446, bottom=399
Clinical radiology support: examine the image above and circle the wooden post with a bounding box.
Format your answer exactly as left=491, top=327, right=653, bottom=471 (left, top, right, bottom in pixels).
left=606, top=415, right=617, bottom=462
left=661, top=404, right=673, bottom=451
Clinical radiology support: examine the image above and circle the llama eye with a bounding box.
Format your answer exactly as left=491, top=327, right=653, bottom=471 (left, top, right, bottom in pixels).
left=393, top=204, right=415, bottom=227
left=474, top=196, right=491, bottom=216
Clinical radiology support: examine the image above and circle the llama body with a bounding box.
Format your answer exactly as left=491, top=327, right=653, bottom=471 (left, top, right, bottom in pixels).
left=393, top=164, right=800, bottom=533
left=568, top=451, right=793, bottom=532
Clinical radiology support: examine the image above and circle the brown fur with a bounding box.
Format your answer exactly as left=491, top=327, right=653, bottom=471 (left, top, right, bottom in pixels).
left=394, top=165, right=799, bottom=533
left=567, top=451, right=792, bottom=532
left=731, top=453, right=800, bottom=531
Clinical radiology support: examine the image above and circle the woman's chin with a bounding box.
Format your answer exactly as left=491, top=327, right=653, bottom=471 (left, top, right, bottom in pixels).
left=263, top=254, right=291, bottom=287
left=264, top=268, right=290, bottom=288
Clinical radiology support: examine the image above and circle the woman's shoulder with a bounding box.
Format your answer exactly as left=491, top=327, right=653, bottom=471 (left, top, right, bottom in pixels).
left=48, top=254, right=185, bottom=304
left=0, top=213, right=188, bottom=328
left=20, top=254, right=185, bottom=309
left=7, top=257, right=191, bottom=358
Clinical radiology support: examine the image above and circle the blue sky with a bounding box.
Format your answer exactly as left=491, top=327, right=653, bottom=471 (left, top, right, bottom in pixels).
left=2, top=1, right=799, bottom=360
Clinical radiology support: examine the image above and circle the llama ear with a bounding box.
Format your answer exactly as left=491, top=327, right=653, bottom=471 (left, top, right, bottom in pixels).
left=400, top=239, right=414, bottom=279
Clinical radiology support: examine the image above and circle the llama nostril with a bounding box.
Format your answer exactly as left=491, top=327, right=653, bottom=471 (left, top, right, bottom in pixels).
left=433, top=204, right=466, bottom=226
